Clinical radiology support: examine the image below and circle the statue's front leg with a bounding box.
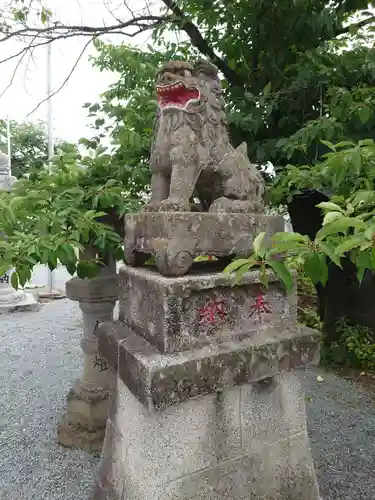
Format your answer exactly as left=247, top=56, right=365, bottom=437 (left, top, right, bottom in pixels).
left=158, top=143, right=201, bottom=212
left=144, top=172, right=170, bottom=212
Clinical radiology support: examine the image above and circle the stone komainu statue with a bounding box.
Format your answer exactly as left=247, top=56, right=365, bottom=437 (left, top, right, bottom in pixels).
left=147, top=59, right=265, bottom=213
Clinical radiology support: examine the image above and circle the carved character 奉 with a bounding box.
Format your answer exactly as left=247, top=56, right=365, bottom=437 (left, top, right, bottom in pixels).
left=147, top=59, right=264, bottom=213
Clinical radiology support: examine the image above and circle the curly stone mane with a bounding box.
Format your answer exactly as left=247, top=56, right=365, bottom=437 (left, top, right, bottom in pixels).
left=151, top=60, right=229, bottom=156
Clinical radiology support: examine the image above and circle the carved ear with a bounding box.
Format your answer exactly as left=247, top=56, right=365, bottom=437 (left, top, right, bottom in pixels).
left=236, top=142, right=248, bottom=156
left=195, top=59, right=219, bottom=78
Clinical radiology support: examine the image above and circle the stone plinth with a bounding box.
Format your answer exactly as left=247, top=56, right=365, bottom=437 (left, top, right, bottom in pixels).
left=119, top=264, right=297, bottom=353
left=91, top=265, right=321, bottom=500
left=124, top=212, right=284, bottom=276
left=57, top=271, right=118, bottom=452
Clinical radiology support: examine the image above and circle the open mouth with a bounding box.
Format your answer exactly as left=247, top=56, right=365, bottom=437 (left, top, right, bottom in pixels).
left=156, top=81, right=200, bottom=109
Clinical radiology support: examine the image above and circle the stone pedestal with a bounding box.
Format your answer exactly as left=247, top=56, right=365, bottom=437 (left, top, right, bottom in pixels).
left=124, top=211, right=284, bottom=276
left=57, top=269, right=118, bottom=452
left=91, top=264, right=321, bottom=499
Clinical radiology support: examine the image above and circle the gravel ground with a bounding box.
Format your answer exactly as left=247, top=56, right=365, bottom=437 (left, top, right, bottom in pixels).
left=0, top=267, right=374, bottom=500
left=301, top=368, right=375, bottom=500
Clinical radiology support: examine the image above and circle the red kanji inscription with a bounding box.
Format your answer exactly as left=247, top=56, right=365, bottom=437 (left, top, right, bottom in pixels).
left=199, top=299, right=226, bottom=325
left=250, top=292, right=271, bottom=322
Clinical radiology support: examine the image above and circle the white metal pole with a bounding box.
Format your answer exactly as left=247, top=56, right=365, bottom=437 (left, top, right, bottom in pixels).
left=46, top=33, right=55, bottom=293
left=6, top=116, right=11, bottom=175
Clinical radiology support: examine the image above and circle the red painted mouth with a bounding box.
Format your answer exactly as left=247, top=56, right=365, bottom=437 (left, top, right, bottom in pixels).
left=156, top=81, right=200, bottom=109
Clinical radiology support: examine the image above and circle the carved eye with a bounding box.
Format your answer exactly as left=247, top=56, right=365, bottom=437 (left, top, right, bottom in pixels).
left=184, top=69, right=192, bottom=77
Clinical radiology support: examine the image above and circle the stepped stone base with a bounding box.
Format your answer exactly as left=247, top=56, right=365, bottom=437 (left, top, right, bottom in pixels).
left=90, top=265, right=321, bottom=500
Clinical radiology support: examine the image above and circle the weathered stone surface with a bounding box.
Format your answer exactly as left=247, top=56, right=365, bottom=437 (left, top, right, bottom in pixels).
left=57, top=415, right=106, bottom=453
left=91, top=373, right=320, bottom=500
left=58, top=271, right=118, bottom=452
left=63, top=381, right=110, bottom=429
left=90, top=58, right=321, bottom=499
left=57, top=380, right=109, bottom=452
left=147, top=60, right=264, bottom=215
left=98, top=319, right=319, bottom=412
left=96, top=420, right=127, bottom=498
left=124, top=211, right=284, bottom=276
left=119, top=265, right=297, bottom=353
left=66, top=274, right=118, bottom=303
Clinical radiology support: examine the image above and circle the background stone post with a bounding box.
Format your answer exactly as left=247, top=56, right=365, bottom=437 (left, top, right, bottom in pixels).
left=57, top=247, right=118, bottom=452
left=0, top=152, right=37, bottom=312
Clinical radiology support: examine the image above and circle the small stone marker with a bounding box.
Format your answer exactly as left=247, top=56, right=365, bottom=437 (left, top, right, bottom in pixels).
left=0, top=152, right=38, bottom=313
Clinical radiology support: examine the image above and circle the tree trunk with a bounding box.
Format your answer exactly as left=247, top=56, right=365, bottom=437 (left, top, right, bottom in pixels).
left=287, top=191, right=375, bottom=344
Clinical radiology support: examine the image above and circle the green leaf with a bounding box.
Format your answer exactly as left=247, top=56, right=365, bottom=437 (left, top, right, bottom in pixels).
left=66, top=261, right=77, bottom=276
left=232, top=260, right=258, bottom=284
left=267, top=259, right=294, bottom=292
left=352, top=150, right=362, bottom=173
left=358, top=106, right=371, bottom=125
left=355, top=250, right=372, bottom=274
left=47, top=253, right=58, bottom=271
left=252, top=232, right=267, bottom=256
left=365, top=224, right=375, bottom=240
left=76, top=260, right=100, bottom=279
left=359, top=139, right=375, bottom=147
left=320, top=140, right=335, bottom=151
left=316, top=217, right=365, bottom=241
left=304, top=252, right=328, bottom=285
left=335, top=235, right=364, bottom=256
left=371, top=247, right=375, bottom=270
left=357, top=266, right=366, bottom=284
left=270, top=232, right=308, bottom=243
left=316, top=202, right=343, bottom=212
left=263, top=81, right=272, bottom=95
left=322, top=211, right=343, bottom=226
left=57, top=243, right=77, bottom=265
left=318, top=241, right=342, bottom=268
left=11, top=272, right=19, bottom=290
left=224, top=258, right=254, bottom=274
left=335, top=141, right=355, bottom=149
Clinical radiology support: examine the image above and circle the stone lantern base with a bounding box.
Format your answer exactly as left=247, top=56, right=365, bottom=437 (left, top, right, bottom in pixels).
left=0, top=286, right=38, bottom=313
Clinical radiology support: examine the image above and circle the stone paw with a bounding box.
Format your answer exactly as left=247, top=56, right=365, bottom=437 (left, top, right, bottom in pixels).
left=143, top=202, right=160, bottom=212
left=157, top=198, right=190, bottom=212
left=209, top=197, right=254, bottom=214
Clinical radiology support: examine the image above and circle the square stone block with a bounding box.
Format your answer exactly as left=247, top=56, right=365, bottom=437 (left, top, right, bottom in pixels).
left=160, top=432, right=320, bottom=500
left=119, top=265, right=297, bottom=353
left=98, top=320, right=319, bottom=411
left=96, top=420, right=127, bottom=498
left=240, top=375, right=306, bottom=449
left=113, top=378, right=242, bottom=486
left=94, top=372, right=320, bottom=500
left=124, top=211, right=284, bottom=277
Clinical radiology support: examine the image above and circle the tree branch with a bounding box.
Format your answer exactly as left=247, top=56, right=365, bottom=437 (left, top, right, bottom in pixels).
left=27, top=35, right=98, bottom=116
left=160, top=0, right=245, bottom=87
left=0, top=15, right=169, bottom=44
left=335, top=15, right=375, bottom=36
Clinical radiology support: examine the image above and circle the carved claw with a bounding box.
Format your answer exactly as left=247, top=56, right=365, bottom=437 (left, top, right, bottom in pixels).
left=157, top=198, right=190, bottom=212
left=143, top=202, right=160, bottom=212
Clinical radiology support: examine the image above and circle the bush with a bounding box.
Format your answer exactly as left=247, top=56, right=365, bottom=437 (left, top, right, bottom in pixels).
left=321, top=318, right=375, bottom=371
